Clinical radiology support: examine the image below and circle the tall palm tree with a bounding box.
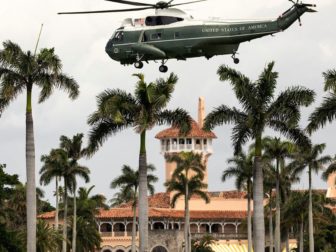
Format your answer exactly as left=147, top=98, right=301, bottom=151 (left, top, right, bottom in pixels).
left=289, top=144, right=332, bottom=252
left=86, top=73, right=191, bottom=251
left=40, top=149, right=64, bottom=231
left=111, top=164, right=158, bottom=252
left=262, top=137, right=296, bottom=252
left=61, top=157, right=89, bottom=252
left=165, top=151, right=209, bottom=252
left=307, top=69, right=336, bottom=133
left=222, top=152, right=253, bottom=252
left=0, top=40, right=79, bottom=252
left=59, top=133, right=87, bottom=252
left=204, top=62, right=314, bottom=251
left=166, top=174, right=209, bottom=252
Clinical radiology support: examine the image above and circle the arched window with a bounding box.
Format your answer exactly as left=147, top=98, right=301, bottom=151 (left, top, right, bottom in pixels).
left=116, top=250, right=125, bottom=252
left=153, top=222, right=165, bottom=230
left=152, top=246, right=168, bottom=252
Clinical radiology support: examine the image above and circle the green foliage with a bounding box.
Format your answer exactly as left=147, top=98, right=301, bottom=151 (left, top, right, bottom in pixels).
left=204, top=62, right=314, bottom=154
left=86, top=73, right=191, bottom=155
left=308, top=223, right=336, bottom=252
left=191, top=234, right=216, bottom=252
left=36, top=220, right=63, bottom=252
left=0, top=223, right=24, bottom=252
left=110, top=164, right=158, bottom=207
left=68, top=216, right=101, bottom=252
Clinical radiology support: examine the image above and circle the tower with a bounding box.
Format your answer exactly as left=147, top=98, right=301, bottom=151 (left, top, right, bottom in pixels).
left=155, top=97, right=216, bottom=189
left=326, top=172, right=336, bottom=199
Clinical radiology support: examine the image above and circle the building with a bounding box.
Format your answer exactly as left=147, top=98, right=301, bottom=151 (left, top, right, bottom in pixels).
left=39, top=98, right=336, bottom=252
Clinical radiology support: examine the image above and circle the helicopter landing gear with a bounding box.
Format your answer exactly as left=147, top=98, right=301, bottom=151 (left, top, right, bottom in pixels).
left=231, top=50, right=240, bottom=64
left=134, top=61, right=143, bottom=69
left=159, top=65, right=168, bottom=73
left=159, top=60, right=168, bottom=73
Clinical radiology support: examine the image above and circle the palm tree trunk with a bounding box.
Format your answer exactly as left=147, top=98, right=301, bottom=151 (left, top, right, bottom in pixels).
left=308, top=167, right=314, bottom=252
left=269, top=191, right=273, bottom=252
left=138, top=131, right=148, bottom=252
left=253, top=136, right=265, bottom=252
left=275, top=160, right=281, bottom=252
left=62, top=180, right=68, bottom=252
left=132, top=204, right=137, bottom=252
left=184, top=183, right=190, bottom=252
left=299, top=219, right=304, bottom=252
left=26, top=85, right=36, bottom=252
left=72, top=184, right=77, bottom=252
left=247, top=182, right=252, bottom=252
left=55, top=176, right=59, bottom=231
left=286, top=233, right=290, bottom=252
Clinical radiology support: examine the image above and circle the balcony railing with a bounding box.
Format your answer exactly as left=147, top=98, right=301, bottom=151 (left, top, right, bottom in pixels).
left=191, top=233, right=248, bottom=240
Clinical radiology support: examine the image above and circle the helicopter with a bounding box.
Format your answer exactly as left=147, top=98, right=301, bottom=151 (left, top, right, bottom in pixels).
left=59, top=0, right=317, bottom=73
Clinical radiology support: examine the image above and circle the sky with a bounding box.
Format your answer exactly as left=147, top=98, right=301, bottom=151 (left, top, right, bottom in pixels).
left=1, top=0, right=336, bottom=205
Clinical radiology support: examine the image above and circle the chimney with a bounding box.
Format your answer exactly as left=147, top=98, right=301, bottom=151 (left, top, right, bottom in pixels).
left=198, top=97, right=205, bottom=128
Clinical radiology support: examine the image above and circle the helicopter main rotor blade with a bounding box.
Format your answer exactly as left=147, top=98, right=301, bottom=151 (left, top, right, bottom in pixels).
left=105, top=0, right=155, bottom=7
left=58, top=6, right=153, bottom=15
left=167, top=0, right=175, bottom=4
left=170, top=0, right=206, bottom=7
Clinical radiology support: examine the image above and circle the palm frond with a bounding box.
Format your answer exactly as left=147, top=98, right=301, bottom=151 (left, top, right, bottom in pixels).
left=157, top=108, right=191, bottom=135
left=203, top=105, right=245, bottom=131
left=323, top=69, right=336, bottom=93
left=217, top=64, right=257, bottom=111
left=256, top=61, right=278, bottom=106
left=307, top=94, right=336, bottom=133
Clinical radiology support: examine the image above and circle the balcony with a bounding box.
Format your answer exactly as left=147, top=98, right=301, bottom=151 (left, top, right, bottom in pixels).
left=191, top=233, right=248, bottom=240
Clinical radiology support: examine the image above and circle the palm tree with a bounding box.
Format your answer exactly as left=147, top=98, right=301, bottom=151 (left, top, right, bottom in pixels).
left=204, top=62, right=314, bottom=251
left=67, top=186, right=105, bottom=252
left=111, top=164, right=158, bottom=252
left=289, top=144, right=332, bottom=252
left=262, top=137, right=296, bottom=252
left=165, top=151, right=210, bottom=252
left=61, top=156, right=90, bottom=252
left=166, top=174, right=209, bottom=252
left=86, top=73, right=191, bottom=251
left=191, top=234, right=217, bottom=252
left=59, top=133, right=87, bottom=252
left=0, top=40, right=79, bottom=252
left=69, top=216, right=101, bottom=252
left=40, top=149, right=64, bottom=231
left=307, top=69, right=336, bottom=133
left=222, top=152, right=253, bottom=252
left=36, top=219, right=63, bottom=252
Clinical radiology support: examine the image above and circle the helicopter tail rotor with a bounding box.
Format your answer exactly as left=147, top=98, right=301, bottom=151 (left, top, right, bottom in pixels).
left=288, top=0, right=317, bottom=26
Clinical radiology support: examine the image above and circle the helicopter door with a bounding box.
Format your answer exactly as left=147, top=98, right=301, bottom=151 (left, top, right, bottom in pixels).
left=149, top=30, right=164, bottom=41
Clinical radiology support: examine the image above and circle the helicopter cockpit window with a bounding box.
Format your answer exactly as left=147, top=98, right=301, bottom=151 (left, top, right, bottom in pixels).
left=113, top=31, right=124, bottom=42
left=145, top=16, right=184, bottom=26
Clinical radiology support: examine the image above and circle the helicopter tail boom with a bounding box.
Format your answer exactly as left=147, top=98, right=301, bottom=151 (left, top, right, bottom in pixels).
left=277, top=2, right=317, bottom=29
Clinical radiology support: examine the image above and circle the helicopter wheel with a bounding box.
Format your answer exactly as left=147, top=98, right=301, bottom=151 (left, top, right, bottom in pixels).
left=233, top=58, right=240, bottom=64
left=134, top=61, right=143, bottom=69
left=159, top=65, right=168, bottom=73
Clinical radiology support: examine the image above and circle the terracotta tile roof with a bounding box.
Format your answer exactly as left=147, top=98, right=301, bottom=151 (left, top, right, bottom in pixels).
left=38, top=210, right=56, bottom=219
left=155, top=120, right=216, bottom=139
left=118, top=192, right=171, bottom=209
left=208, top=191, right=248, bottom=199
left=98, top=208, right=247, bottom=220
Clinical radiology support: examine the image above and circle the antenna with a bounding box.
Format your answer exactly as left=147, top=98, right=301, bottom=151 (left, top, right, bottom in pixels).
left=34, top=24, right=44, bottom=56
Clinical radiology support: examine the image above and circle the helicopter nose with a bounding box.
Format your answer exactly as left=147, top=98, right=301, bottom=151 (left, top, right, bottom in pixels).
left=105, top=39, right=114, bottom=54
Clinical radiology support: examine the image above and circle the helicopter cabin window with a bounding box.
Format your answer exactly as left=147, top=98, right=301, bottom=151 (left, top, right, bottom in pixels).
left=145, top=16, right=184, bottom=26
left=113, top=31, right=124, bottom=42
left=151, top=33, right=162, bottom=40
